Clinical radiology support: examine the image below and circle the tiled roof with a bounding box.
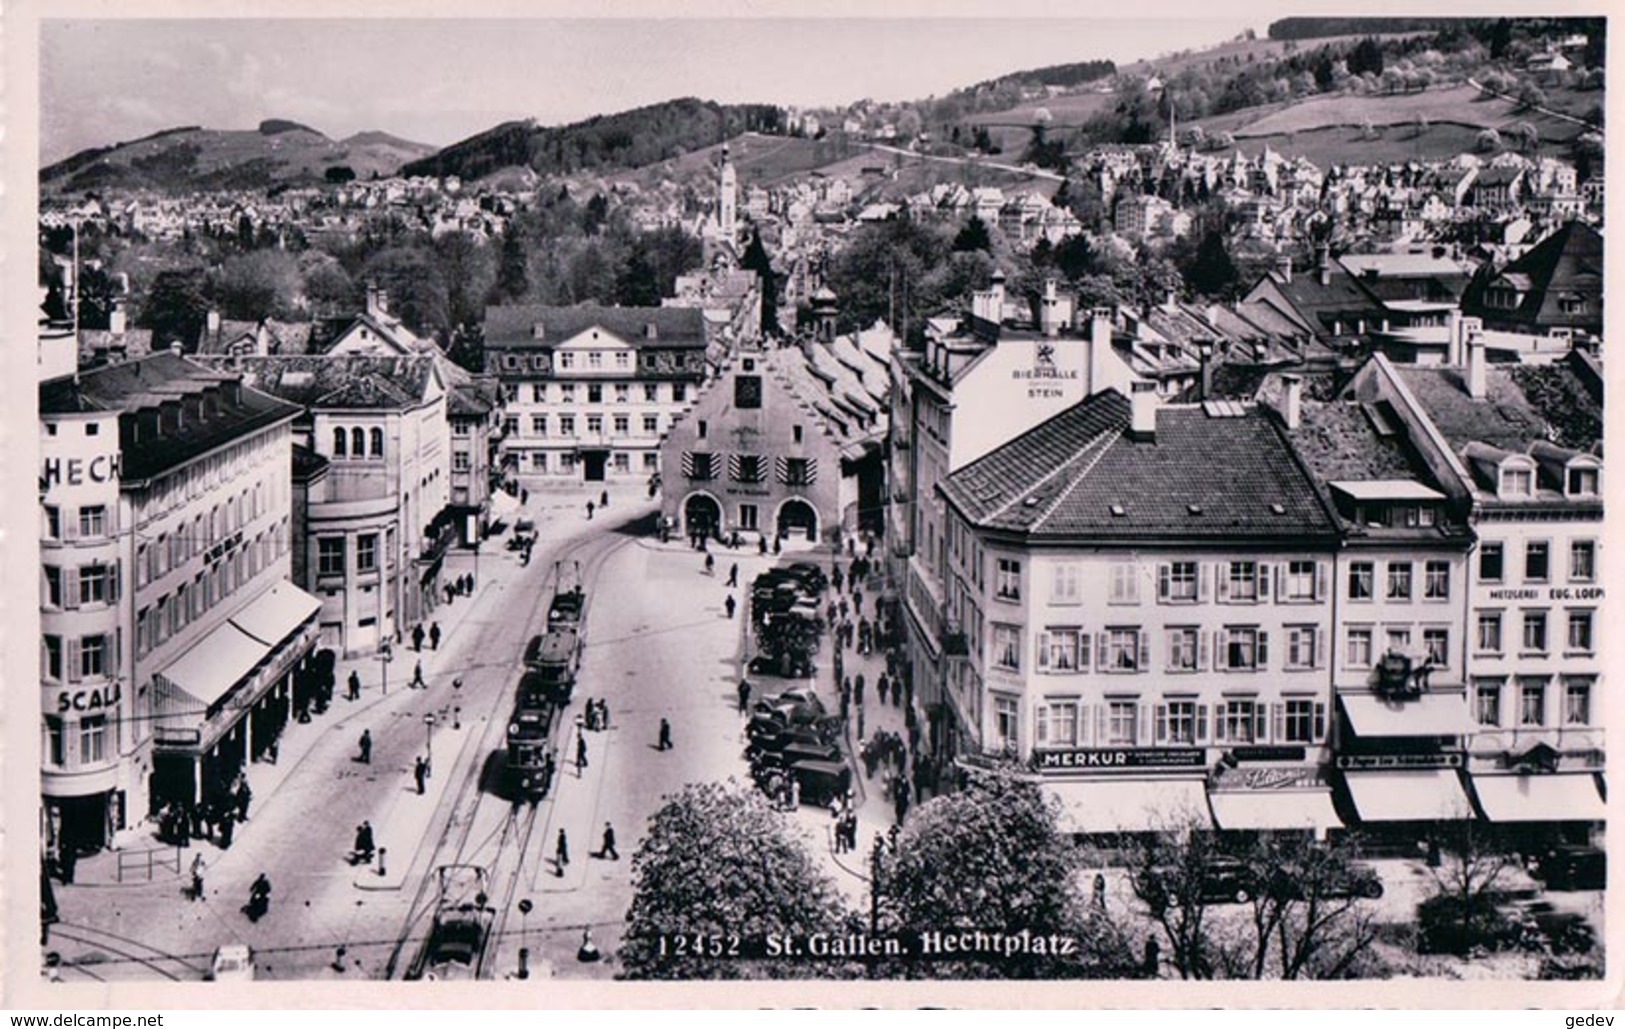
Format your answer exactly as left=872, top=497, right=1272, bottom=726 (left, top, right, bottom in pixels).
left=1395, top=360, right=1602, bottom=458
left=483, top=303, right=707, bottom=348
left=1462, top=221, right=1602, bottom=330
left=942, top=392, right=1337, bottom=540
left=194, top=354, right=439, bottom=411
left=78, top=328, right=156, bottom=366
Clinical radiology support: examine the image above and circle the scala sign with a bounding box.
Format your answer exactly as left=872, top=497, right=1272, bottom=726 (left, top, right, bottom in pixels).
left=55, top=683, right=122, bottom=713
left=41, top=455, right=122, bottom=489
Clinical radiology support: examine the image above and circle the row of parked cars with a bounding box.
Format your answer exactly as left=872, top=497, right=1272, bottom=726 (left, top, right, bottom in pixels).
left=1142, top=854, right=1385, bottom=908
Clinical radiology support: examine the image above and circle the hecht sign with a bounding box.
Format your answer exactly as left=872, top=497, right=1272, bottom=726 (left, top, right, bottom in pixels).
left=41, top=454, right=122, bottom=489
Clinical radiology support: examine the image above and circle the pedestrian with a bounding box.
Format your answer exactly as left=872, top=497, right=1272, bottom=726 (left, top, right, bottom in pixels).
left=463, top=573, right=474, bottom=595
left=704, top=553, right=715, bottom=576
left=414, top=757, right=428, bottom=795
left=429, top=622, right=442, bottom=651
left=247, top=873, right=271, bottom=919
left=520, top=488, right=530, bottom=506
left=412, top=624, right=425, bottom=652
left=1093, top=872, right=1108, bottom=909
left=586, top=500, right=595, bottom=520
left=219, top=810, right=236, bottom=849
left=358, top=729, right=372, bottom=764
left=737, top=679, right=751, bottom=713
left=726, top=562, right=738, bottom=587
left=555, top=829, right=570, bottom=869
left=658, top=718, right=672, bottom=751
left=758, top=536, right=768, bottom=555
left=190, top=853, right=205, bottom=901
left=832, top=564, right=844, bottom=592
left=857, top=708, right=865, bottom=740
left=600, top=489, right=609, bottom=509
left=235, top=779, right=252, bottom=822
left=855, top=674, right=865, bottom=706
left=790, top=778, right=801, bottom=809
left=724, top=594, right=737, bottom=619
left=412, top=660, right=426, bottom=689
left=877, top=675, right=889, bottom=705
left=597, top=698, right=611, bottom=730
left=772, top=535, right=781, bottom=555
left=541, top=751, right=556, bottom=795
left=600, top=822, right=619, bottom=861
left=576, top=734, right=589, bottom=771
left=348, top=670, right=361, bottom=701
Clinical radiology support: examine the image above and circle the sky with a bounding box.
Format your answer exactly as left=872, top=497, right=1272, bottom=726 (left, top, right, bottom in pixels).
left=39, top=17, right=1259, bottom=165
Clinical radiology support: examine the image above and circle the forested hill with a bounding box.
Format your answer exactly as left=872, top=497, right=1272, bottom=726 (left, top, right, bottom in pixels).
left=399, top=98, right=787, bottom=181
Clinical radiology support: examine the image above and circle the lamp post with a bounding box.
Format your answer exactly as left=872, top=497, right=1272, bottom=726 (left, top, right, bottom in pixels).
left=423, top=713, right=437, bottom=777
left=379, top=640, right=392, bottom=696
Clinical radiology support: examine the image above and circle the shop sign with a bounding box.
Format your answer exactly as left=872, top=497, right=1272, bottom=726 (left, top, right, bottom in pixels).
left=1548, top=586, right=1604, bottom=601
left=41, top=454, right=121, bottom=489
left=1335, top=752, right=1462, bottom=770
left=1211, top=766, right=1324, bottom=790
left=1011, top=343, right=1080, bottom=400
left=1229, top=745, right=1307, bottom=762
left=1035, top=747, right=1205, bottom=770
left=54, top=683, right=122, bottom=713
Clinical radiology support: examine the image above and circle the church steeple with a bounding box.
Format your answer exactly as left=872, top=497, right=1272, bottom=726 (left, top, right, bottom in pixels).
left=718, top=144, right=738, bottom=241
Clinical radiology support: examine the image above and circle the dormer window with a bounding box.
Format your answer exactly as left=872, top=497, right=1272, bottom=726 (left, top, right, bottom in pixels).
left=1567, top=465, right=1600, bottom=497
left=532, top=322, right=546, bottom=340
left=1499, top=464, right=1534, bottom=498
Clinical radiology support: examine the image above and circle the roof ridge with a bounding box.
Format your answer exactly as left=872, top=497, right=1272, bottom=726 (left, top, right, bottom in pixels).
left=1027, top=424, right=1122, bottom=531
left=982, top=404, right=1122, bottom=524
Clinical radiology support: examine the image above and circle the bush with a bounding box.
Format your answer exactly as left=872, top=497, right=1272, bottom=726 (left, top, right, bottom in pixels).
left=1476, top=128, right=1502, bottom=152
left=1416, top=893, right=1528, bottom=956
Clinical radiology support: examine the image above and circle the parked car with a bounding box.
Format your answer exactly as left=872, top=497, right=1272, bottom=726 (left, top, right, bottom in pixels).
left=781, top=562, right=829, bottom=594
left=1270, top=860, right=1385, bottom=901
left=1533, top=846, right=1605, bottom=891
left=1143, top=856, right=1258, bottom=907
left=207, top=944, right=255, bottom=982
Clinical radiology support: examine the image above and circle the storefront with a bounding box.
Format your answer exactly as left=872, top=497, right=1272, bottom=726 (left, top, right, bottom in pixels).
left=1333, top=689, right=1473, bottom=840
left=1207, top=759, right=1340, bottom=836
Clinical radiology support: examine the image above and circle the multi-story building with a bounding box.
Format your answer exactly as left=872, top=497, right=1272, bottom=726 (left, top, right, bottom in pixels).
left=201, top=354, right=453, bottom=657
left=39, top=352, right=316, bottom=857
left=483, top=305, right=709, bottom=484
left=1378, top=345, right=1606, bottom=839
left=937, top=386, right=1344, bottom=836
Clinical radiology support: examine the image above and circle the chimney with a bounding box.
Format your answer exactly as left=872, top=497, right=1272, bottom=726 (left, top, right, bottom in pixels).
left=1275, top=255, right=1292, bottom=283
left=1040, top=278, right=1060, bottom=338
left=375, top=288, right=389, bottom=315
left=1316, top=243, right=1331, bottom=287
left=989, top=267, right=1007, bottom=324
left=1280, top=373, right=1303, bottom=430
left=206, top=309, right=221, bottom=337
left=1129, top=380, right=1159, bottom=441
left=1196, top=337, right=1215, bottom=401
left=1089, top=307, right=1114, bottom=393
left=1445, top=308, right=1462, bottom=366
left=109, top=299, right=127, bottom=336
left=1467, top=332, right=1487, bottom=400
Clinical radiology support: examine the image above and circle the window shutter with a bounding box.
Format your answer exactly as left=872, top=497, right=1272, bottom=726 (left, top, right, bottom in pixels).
left=1217, top=563, right=1230, bottom=600
left=1216, top=629, right=1229, bottom=669
left=1137, top=632, right=1151, bottom=672
left=1079, top=632, right=1092, bottom=671
left=1155, top=704, right=1168, bottom=743
left=67, top=639, right=81, bottom=682
left=1095, top=705, right=1107, bottom=745
left=65, top=571, right=80, bottom=610
left=109, top=564, right=120, bottom=604
left=1157, top=564, right=1171, bottom=602
left=1097, top=632, right=1109, bottom=667
left=1199, top=563, right=1211, bottom=601
left=1275, top=564, right=1284, bottom=599
left=1254, top=705, right=1269, bottom=741
left=1258, top=563, right=1271, bottom=599
left=1257, top=630, right=1270, bottom=668
left=1315, top=562, right=1328, bottom=601
left=1198, top=631, right=1211, bottom=670
left=1127, top=568, right=1141, bottom=604
left=1313, top=702, right=1327, bottom=741
left=1214, top=702, right=1227, bottom=741
left=1036, top=632, right=1050, bottom=671
left=1196, top=704, right=1210, bottom=742
left=1272, top=703, right=1284, bottom=742
left=1315, top=627, right=1327, bottom=669
left=1139, top=704, right=1153, bottom=744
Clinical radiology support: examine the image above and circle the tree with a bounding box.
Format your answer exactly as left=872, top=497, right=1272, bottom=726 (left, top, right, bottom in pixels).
left=300, top=254, right=356, bottom=318
left=620, top=782, right=853, bottom=979
left=142, top=267, right=211, bottom=349
left=210, top=249, right=302, bottom=322
left=362, top=245, right=450, bottom=337
left=432, top=230, right=496, bottom=332
left=1476, top=127, right=1503, bottom=153
left=951, top=215, right=992, bottom=253
left=615, top=245, right=662, bottom=307
left=740, top=228, right=780, bottom=337
left=1348, top=37, right=1385, bottom=77
left=494, top=226, right=530, bottom=303
left=876, top=774, right=1137, bottom=978
left=1414, top=113, right=1432, bottom=139
left=1185, top=229, right=1239, bottom=299
left=1516, top=81, right=1547, bottom=112
left=1488, top=18, right=1513, bottom=60
left=324, top=165, right=357, bottom=184
left=1511, top=120, right=1539, bottom=153
left=1417, top=825, right=1522, bottom=957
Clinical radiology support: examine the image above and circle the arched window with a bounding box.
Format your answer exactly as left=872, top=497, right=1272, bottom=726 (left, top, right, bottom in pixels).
left=333, top=427, right=347, bottom=457
left=351, top=427, right=366, bottom=457
left=370, top=427, right=384, bottom=458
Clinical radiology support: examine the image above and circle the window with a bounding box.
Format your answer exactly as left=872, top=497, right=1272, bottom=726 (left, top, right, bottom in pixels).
left=79, top=634, right=108, bottom=679
left=993, top=625, right=1022, bottom=671
left=503, top=416, right=519, bottom=437
left=792, top=425, right=803, bottom=444
left=44, top=567, right=62, bottom=608
left=43, top=635, right=62, bottom=681
left=1227, top=561, right=1259, bottom=601
left=1106, top=700, right=1139, bottom=745
left=586, top=415, right=603, bottom=435
left=1108, top=564, right=1140, bottom=604
left=1567, top=467, right=1599, bottom=496
left=1475, top=680, right=1502, bottom=726
left=994, top=696, right=1019, bottom=754
left=643, top=453, right=659, bottom=471
left=1106, top=628, right=1142, bottom=672
left=1522, top=611, right=1548, bottom=653
left=1050, top=563, right=1082, bottom=605
left=351, top=427, right=365, bottom=457
left=43, top=506, right=60, bottom=540
left=532, top=384, right=547, bottom=403
left=1220, top=698, right=1260, bottom=743
left=1564, top=678, right=1592, bottom=725
left=1284, top=560, right=1318, bottom=601
left=1159, top=561, right=1198, bottom=603
left=1282, top=698, right=1324, bottom=743
left=642, top=414, right=659, bottom=434
left=644, top=384, right=660, bottom=402
left=528, top=415, right=545, bottom=437
left=1386, top=562, right=1413, bottom=601
left=1038, top=628, right=1082, bottom=673
left=357, top=533, right=378, bottom=574
left=1519, top=678, right=1546, bottom=726
left=588, top=351, right=602, bottom=369
left=672, top=384, right=687, bottom=402
left=587, top=384, right=603, bottom=405
left=560, top=384, right=577, bottom=403
left=995, top=559, right=1022, bottom=601
left=1166, top=627, right=1199, bottom=672
left=687, top=452, right=716, bottom=481
left=80, top=565, right=108, bottom=606
left=317, top=537, right=346, bottom=577
left=79, top=715, right=107, bottom=764
left=733, top=454, right=764, bottom=483
left=613, top=452, right=631, bottom=473
left=79, top=506, right=106, bottom=538
left=1476, top=612, right=1503, bottom=653
left=559, top=352, right=575, bottom=370
left=1159, top=700, right=1199, bottom=745
left=1036, top=702, right=1079, bottom=747
left=1525, top=541, right=1550, bottom=582
left=1424, top=561, right=1450, bottom=600
left=1479, top=542, right=1504, bottom=582
left=1567, top=610, right=1594, bottom=653
left=333, top=427, right=348, bottom=456
left=1223, top=627, right=1265, bottom=670
left=1570, top=540, right=1596, bottom=582
left=1423, top=628, right=1449, bottom=666
left=1348, top=561, right=1374, bottom=600
left=614, top=384, right=630, bottom=404
left=370, top=428, right=383, bottom=458
left=738, top=504, right=758, bottom=531
left=613, top=415, right=630, bottom=435
left=44, top=716, right=64, bottom=767
left=784, top=457, right=812, bottom=486
left=1347, top=628, right=1373, bottom=667
left=1500, top=465, right=1533, bottom=496
left=1285, top=625, right=1319, bottom=669
left=1386, top=628, right=1411, bottom=655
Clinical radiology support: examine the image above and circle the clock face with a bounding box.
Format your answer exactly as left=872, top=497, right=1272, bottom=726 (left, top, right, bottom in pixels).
left=734, top=374, right=762, bottom=410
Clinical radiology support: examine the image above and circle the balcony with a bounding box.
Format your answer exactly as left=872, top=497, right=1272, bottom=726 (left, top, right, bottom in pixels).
left=941, top=622, right=969, bottom=657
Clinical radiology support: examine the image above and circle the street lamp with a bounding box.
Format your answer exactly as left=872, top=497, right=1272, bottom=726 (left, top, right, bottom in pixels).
left=423, top=713, right=437, bottom=776
left=379, top=639, right=393, bottom=696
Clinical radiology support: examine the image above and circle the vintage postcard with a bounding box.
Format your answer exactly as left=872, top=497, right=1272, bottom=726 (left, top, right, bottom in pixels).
left=3, top=0, right=1619, bottom=1010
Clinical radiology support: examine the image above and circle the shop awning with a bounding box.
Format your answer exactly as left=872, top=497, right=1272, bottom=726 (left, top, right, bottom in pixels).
left=1208, top=789, right=1342, bottom=831
left=1471, top=773, right=1607, bottom=823
left=229, top=581, right=320, bottom=647
left=1338, top=692, right=1470, bottom=737
left=1344, top=769, right=1475, bottom=822
left=156, top=622, right=269, bottom=709
left=1045, top=779, right=1213, bottom=834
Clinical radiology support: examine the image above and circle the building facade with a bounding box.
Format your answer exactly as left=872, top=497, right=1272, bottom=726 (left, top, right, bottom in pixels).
left=40, top=353, right=316, bottom=857
left=484, top=305, right=709, bottom=484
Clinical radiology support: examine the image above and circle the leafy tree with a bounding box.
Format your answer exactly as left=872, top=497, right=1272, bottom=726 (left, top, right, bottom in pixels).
left=210, top=249, right=302, bottom=322
left=141, top=267, right=210, bottom=349
left=876, top=775, right=1137, bottom=978
left=362, top=245, right=450, bottom=338
left=826, top=216, right=952, bottom=341
left=951, top=215, right=992, bottom=253
left=566, top=241, right=618, bottom=305
left=300, top=254, right=356, bottom=318
left=1348, top=37, right=1385, bottom=77
left=620, top=781, right=853, bottom=979
left=583, top=193, right=610, bottom=236
left=971, top=125, right=998, bottom=154
left=740, top=228, right=780, bottom=337
left=1185, top=229, right=1239, bottom=299
left=615, top=245, right=662, bottom=307
left=1511, top=121, right=1539, bottom=153
left=494, top=226, right=530, bottom=303
left=1476, top=127, right=1503, bottom=153
left=432, top=230, right=495, bottom=331
left=324, top=165, right=356, bottom=184
left=1516, top=82, right=1547, bottom=112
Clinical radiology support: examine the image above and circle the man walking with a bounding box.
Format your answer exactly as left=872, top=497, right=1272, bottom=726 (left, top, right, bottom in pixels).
left=599, top=822, right=619, bottom=861
left=412, top=660, right=426, bottom=689
left=429, top=622, right=442, bottom=651
left=586, top=500, right=595, bottom=520
left=737, top=679, right=751, bottom=714
left=348, top=670, right=361, bottom=701
left=555, top=829, right=569, bottom=871
left=724, top=594, right=737, bottom=619
left=358, top=730, right=372, bottom=764
left=414, top=756, right=428, bottom=795
left=576, top=733, right=589, bottom=771
left=726, top=563, right=738, bottom=587
left=235, top=779, right=252, bottom=822
left=412, top=624, right=425, bottom=653
left=657, top=718, right=673, bottom=751
left=190, top=853, right=206, bottom=902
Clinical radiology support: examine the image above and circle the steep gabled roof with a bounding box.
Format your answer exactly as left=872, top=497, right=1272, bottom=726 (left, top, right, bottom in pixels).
left=483, top=304, right=707, bottom=349
left=196, top=354, right=440, bottom=411
left=1462, top=221, right=1603, bottom=330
